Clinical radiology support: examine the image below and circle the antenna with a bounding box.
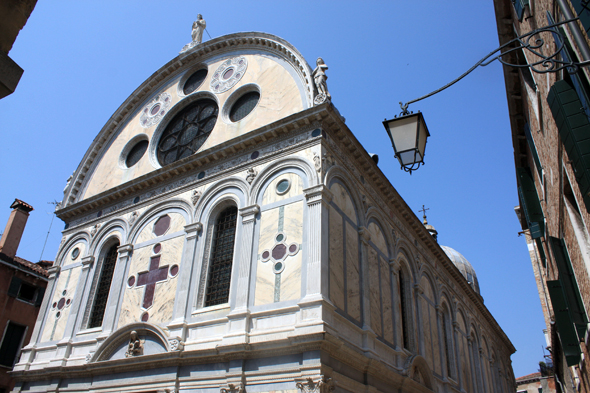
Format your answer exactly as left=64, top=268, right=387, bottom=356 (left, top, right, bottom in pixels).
left=39, top=201, right=60, bottom=262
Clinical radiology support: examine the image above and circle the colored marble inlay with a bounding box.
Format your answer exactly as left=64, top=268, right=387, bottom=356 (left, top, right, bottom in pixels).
left=153, top=215, right=171, bottom=236
left=136, top=255, right=169, bottom=309
left=170, top=265, right=179, bottom=277
left=141, top=312, right=149, bottom=322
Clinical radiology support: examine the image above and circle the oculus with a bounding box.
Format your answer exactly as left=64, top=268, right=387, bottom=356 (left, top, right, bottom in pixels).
left=140, top=93, right=172, bottom=128
left=276, top=179, right=290, bottom=195
left=183, top=68, right=208, bottom=95
left=71, top=247, right=80, bottom=260
left=229, top=91, right=260, bottom=122
left=210, top=56, right=247, bottom=94
left=156, top=99, right=219, bottom=166
left=125, top=140, right=149, bottom=168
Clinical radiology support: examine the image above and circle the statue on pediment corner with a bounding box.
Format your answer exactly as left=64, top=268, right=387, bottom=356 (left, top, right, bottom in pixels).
left=313, top=58, right=331, bottom=105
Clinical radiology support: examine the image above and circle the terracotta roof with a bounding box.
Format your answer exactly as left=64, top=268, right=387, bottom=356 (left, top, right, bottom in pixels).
left=0, top=252, right=50, bottom=278
left=516, top=372, right=542, bottom=382
left=10, top=198, right=34, bottom=212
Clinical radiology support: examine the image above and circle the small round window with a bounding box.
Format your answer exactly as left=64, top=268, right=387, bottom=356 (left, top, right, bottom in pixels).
left=229, top=91, right=260, bottom=122
left=71, top=247, right=80, bottom=260
left=125, top=140, right=149, bottom=168
left=183, top=69, right=208, bottom=95
left=276, top=179, right=290, bottom=195
left=156, top=98, right=219, bottom=166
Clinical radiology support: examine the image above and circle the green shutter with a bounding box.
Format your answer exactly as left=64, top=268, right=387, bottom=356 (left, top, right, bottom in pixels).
left=570, top=0, right=590, bottom=34
left=547, top=280, right=582, bottom=366
left=517, top=167, right=545, bottom=239
left=524, top=123, right=543, bottom=179
left=512, top=0, right=529, bottom=21
left=548, top=80, right=590, bottom=213
left=549, top=237, right=588, bottom=340
left=7, top=277, right=21, bottom=297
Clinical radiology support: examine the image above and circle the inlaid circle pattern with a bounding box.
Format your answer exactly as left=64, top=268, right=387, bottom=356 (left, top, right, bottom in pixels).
left=140, top=93, right=172, bottom=128
left=210, top=56, right=248, bottom=94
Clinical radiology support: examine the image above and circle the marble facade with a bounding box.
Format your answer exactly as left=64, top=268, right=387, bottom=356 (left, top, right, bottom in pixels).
left=12, top=32, right=515, bottom=393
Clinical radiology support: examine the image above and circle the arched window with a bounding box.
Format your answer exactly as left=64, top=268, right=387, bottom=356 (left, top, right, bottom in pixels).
left=88, top=242, right=119, bottom=328
left=204, top=206, right=238, bottom=307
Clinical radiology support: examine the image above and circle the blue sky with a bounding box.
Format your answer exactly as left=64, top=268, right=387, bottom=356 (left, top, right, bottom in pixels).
left=0, top=1, right=546, bottom=378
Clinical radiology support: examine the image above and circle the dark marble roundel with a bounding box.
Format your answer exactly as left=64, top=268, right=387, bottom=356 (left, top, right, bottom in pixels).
left=153, top=215, right=171, bottom=237
left=58, top=298, right=66, bottom=310
left=272, top=244, right=287, bottom=261
left=153, top=243, right=162, bottom=254
left=128, top=275, right=136, bottom=287
left=170, top=265, right=179, bottom=277
left=141, top=312, right=149, bottom=322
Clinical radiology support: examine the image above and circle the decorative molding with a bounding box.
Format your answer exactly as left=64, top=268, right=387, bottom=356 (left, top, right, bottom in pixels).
left=168, top=338, right=184, bottom=351
left=210, top=56, right=248, bottom=94
left=81, top=256, right=95, bottom=269
left=358, top=226, right=371, bottom=245
left=245, top=167, right=257, bottom=184
left=220, top=383, right=245, bottom=393
left=128, top=211, right=139, bottom=226
left=90, top=224, right=100, bottom=237
left=139, top=93, right=172, bottom=128
left=296, top=375, right=334, bottom=393
left=304, top=185, right=332, bottom=205
left=239, top=204, right=260, bottom=223
left=191, top=190, right=202, bottom=206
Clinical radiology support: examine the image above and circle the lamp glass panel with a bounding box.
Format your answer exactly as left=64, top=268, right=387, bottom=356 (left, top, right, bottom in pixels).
left=399, top=150, right=418, bottom=166
left=417, top=116, right=428, bottom=158
left=386, top=116, right=419, bottom=152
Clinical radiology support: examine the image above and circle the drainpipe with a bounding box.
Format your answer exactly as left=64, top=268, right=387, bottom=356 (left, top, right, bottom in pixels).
left=556, top=0, right=590, bottom=61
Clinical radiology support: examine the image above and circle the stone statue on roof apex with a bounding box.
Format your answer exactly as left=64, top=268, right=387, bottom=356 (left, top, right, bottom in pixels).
left=313, top=58, right=330, bottom=105
left=192, top=14, right=206, bottom=45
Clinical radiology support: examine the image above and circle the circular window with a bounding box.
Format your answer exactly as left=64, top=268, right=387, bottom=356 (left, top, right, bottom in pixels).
left=183, top=69, right=208, bottom=95
left=71, top=247, right=80, bottom=260
left=229, top=91, right=260, bottom=122
left=156, top=99, right=218, bottom=166
left=125, top=140, right=149, bottom=168
left=276, top=179, right=290, bottom=195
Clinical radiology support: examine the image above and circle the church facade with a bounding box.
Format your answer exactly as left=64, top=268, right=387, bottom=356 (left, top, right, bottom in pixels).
left=12, top=30, right=515, bottom=393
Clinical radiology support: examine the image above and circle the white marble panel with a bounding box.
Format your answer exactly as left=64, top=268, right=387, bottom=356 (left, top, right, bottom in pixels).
left=136, top=212, right=186, bottom=244
left=345, top=221, right=361, bottom=322
left=41, top=266, right=81, bottom=342
left=368, top=248, right=382, bottom=337
left=255, top=209, right=279, bottom=306
left=329, top=183, right=357, bottom=225
left=368, top=222, right=387, bottom=256
left=254, top=313, right=296, bottom=330
left=329, top=206, right=344, bottom=310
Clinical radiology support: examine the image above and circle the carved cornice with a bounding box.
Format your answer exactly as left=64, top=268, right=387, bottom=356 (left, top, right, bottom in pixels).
left=303, top=184, right=332, bottom=205
left=184, top=222, right=203, bottom=236
left=239, top=205, right=260, bottom=223
left=81, top=256, right=95, bottom=269
left=117, top=244, right=133, bottom=257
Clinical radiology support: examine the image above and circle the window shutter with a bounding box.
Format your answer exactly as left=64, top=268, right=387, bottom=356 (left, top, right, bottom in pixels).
left=535, top=238, right=547, bottom=268
left=570, top=0, right=590, bottom=34
left=549, top=237, right=588, bottom=340
left=524, top=123, right=543, bottom=178
left=7, top=277, right=21, bottom=297
left=548, top=80, right=590, bottom=213
left=547, top=280, right=582, bottom=366
left=35, top=287, right=45, bottom=307
left=517, top=167, right=544, bottom=239
left=511, top=0, right=529, bottom=21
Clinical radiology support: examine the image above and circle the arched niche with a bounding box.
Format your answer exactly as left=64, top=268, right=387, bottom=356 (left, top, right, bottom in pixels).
left=90, top=322, right=170, bottom=362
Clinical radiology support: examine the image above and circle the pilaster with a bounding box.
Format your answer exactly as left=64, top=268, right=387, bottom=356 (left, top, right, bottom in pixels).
left=28, top=266, right=61, bottom=345
left=172, top=222, right=202, bottom=325
left=358, top=226, right=372, bottom=331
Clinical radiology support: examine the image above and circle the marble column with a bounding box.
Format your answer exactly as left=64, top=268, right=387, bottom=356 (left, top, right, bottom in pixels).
left=232, top=204, right=259, bottom=311
left=172, top=222, right=202, bottom=324
left=300, top=185, right=331, bottom=303
left=63, top=256, right=95, bottom=339
left=101, top=244, right=133, bottom=335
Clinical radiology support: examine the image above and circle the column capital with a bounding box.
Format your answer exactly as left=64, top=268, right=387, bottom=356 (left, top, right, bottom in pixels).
left=389, top=258, right=400, bottom=272
left=117, top=244, right=133, bottom=256
left=303, top=184, right=332, bottom=205
left=47, top=265, right=61, bottom=278
left=81, top=256, right=95, bottom=269
left=358, top=226, right=371, bottom=245
left=184, top=222, right=203, bottom=235
left=239, top=204, right=259, bottom=223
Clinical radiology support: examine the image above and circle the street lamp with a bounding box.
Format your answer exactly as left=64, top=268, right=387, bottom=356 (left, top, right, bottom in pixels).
left=383, top=111, right=429, bottom=174
left=384, top=17, right=590, bottom=173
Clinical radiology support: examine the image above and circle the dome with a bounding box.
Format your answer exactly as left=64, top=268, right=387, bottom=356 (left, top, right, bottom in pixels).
left=440, top=246, right=480, bottom=295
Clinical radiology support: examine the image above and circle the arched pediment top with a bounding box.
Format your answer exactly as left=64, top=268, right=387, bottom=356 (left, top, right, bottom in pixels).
left=90, top=322, right=170, bottom=363
left=366, top=213, right=392, bottom=257
left=56, top=233, right=90, bottom=266
left=395, top=243, right=417, bottom=279
left=61, top=32, right=315, bottom=208
left=88, top=220, right=127, bottom=255
left=419, top=271, right=438, bottom=303
left=403, top=354, right=435, bottom=390
left=128, top=199, right=192, bottom=244
left=195, top=177, right=248, bottom=222
left=249, top=156, right=316, bottom=205
left=325, top=166, right=364, bottom=226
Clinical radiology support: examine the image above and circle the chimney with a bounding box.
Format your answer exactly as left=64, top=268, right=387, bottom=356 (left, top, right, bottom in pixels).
left=0, top=199, right=34, bottom=258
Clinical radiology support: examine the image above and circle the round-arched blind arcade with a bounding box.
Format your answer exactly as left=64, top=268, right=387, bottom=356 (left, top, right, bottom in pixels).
left=156, top=99, right=219, bottom=166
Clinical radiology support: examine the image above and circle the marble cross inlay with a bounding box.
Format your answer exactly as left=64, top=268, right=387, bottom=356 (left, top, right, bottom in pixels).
left=260, top=206, right=300, bottom=302
left=136, top=254, right=169, bottom=309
